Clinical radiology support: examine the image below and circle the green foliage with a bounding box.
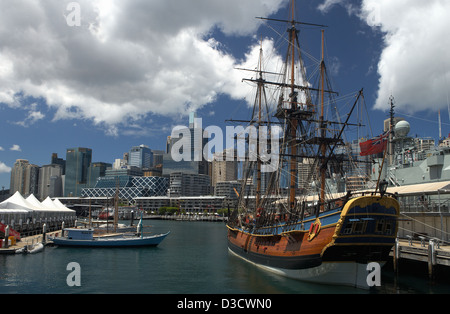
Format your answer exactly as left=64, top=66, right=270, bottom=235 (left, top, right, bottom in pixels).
left=157, top=207, right=179, bottom=215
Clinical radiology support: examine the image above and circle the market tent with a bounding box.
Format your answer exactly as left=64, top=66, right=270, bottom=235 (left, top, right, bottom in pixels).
left=53, top=198, right=75, bottom=213
left=0, top=192, right=76, bottom=224
left=0, top=191, right=36, bottom=212
left=0, top=192, right=34, bottom=227
left=41, top=196, right=61, bottom=210
left=26, top=194, right=64, bottom=220
left=41, top=196, right=76, bottom=220
left=26, top=194, right=46, bottom=209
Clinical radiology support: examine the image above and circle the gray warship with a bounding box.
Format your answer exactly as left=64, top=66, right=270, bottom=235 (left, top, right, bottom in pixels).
left=367, top=114, right=450, bottom=243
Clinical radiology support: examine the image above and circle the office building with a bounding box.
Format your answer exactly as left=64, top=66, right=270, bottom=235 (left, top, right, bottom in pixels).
left=51, top=153, right=66, bottom=175
left=10, top=159, right=39, bottom=196
left=152, top=149, right=164, bottom=167
left=38, top=164, right=63, bottom=200
left=106, top=166, right=143, bottom=177
left=129, top=145, right=153, bottom=169
left=168, top=172, right=212, bottom=197
left=212, top=148, right=238, bottom=187
left=64, top=147, right=92, bottom=197
left=87, top=162, right=111, bottom=188
left=214, top=180, right=241, bottom=199
left=163, top=112, right=209, bottom=176
left=134, top=195, right=225, bottom=214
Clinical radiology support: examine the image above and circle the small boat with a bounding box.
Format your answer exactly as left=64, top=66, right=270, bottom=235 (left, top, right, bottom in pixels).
left=50, top=228, right=170, bottom=248
left=15, top=242, right=44, bottom=254
left=28, top=243, right=44, bottom=254
left=98, top=207, right=115, bottom=220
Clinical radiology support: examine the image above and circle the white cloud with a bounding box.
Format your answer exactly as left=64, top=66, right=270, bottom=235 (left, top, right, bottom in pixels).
left=0, top=0, right=288, bottom=133
left=15, top=109, right=45, bottom=127
left=318, top=0, right=450, bottom=115
left=0, top=162, right=11, bottom=174
left=359, top=0, right=450, bottom=113
left=10, top=145, right=21, bottom=152
left=318, top=0, right=359, bottom=15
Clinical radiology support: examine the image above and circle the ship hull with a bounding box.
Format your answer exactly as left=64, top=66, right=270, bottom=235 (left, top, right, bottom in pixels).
left=227, top=194, right=399, bottom=289
left=228, top=247, right=376, bottom=289
left=51, top=232, right=170, bottom=248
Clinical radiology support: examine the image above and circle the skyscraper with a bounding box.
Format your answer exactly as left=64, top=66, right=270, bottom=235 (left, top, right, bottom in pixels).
left=129, top=145, right=153, bottom=169
left=38, top=164, right=63, bottom=200
left=64, top=147, right=92, bottom=197
left=10, top=159, right=39, bottom=196
left=163, top=112, right=209, bottom=176
left=212, top=148, right=238, bottom=187
left=51, top=153, right=66, bottom=175
left=87, top=162, right=111, bottom=188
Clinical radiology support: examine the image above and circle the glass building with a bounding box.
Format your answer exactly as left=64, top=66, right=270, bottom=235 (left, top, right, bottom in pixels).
left=129, top=145, right=153, bottom=169
left=82, top=176, right=168, bottom=202
left=87, top=162, right=112, bottom=188
left=64, top=147, right=92, bottom=197
left=163, top=113, right=209, bottom=176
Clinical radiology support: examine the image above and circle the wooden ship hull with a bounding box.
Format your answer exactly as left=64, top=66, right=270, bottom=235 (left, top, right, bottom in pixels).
left=227, top=194, right=399, bottom=288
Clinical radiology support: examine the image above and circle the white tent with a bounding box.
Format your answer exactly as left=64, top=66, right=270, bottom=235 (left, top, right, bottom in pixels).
left=0, top=192, right=35, bottom=226
left=0, top=191, right=36, bottom=212
left=53, top=198, right=75, bottom=213
left=0, top=192, right=76, bottom=226
left=27, top=194, right=52, bottom=211
left=41, top=196, right=61, bottom=209
left=26, top=194, right=46, bottom=209
left=38, top=196, right=76, bottom=220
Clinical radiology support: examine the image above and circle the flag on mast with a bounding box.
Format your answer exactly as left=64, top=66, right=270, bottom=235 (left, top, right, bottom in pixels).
left=359, top=132, right=389, bottom=156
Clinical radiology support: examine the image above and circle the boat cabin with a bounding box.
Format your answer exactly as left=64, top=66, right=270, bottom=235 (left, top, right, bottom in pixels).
left=64, top=228, right=94, bottom=240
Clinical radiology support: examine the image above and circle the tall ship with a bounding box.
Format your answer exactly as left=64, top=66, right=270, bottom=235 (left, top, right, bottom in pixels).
left=226, top=1, right=399, bottom=288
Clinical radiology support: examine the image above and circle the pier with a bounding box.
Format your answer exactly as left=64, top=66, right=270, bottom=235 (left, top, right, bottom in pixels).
left=392, top=237, right=450, bottom=279
left=0, top=230, right=62, bottom=254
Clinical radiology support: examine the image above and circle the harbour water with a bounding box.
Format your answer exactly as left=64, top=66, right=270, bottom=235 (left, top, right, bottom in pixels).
left=1, top=219, right=450, bottom=294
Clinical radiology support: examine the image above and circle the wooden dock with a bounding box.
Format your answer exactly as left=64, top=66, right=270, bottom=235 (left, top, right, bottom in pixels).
left=0, top=229, right=132, bottom=254
left=392, top=237, right=450, bottom=278
left=0, top=230, right=62, bottom=254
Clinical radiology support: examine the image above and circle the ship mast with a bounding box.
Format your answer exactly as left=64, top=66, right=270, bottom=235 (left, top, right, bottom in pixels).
left=231, top=39, right=269, bottom=211
left=239, top=0, right=333, bottom=215
left=288, top=0, right=298, bottom=212
left=319, top=30, right=326, bottom=210
left=255, top=39, right=264, bottom=209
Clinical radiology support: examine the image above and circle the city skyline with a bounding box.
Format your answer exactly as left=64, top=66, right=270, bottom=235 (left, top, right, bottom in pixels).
left=1, top=1, right=449, bottom=189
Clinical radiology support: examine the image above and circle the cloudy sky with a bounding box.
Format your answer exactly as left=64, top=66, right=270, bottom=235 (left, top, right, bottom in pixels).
left=0, top=0, right=449, bottom=189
